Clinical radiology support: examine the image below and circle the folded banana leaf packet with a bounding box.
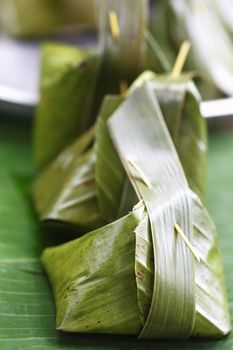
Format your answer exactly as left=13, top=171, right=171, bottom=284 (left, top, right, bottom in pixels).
left=33, top=72, right=207, bottom=233
left=34, top=0, right=173, bottom=169
left=41, top=78, right=231, bottom=339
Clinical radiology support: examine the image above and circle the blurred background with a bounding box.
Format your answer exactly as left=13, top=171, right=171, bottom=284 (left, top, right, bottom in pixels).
left=0, top=0, right=233, bottom=124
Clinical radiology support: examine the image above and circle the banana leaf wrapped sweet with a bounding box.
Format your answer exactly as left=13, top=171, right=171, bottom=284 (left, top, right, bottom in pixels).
left=33, top=0, right=170, bottom=168
left=33, top=0, right=148, bottom=168
left=0, top=0, right=96, bottom=38
left=42, top=81, right=231, bottom=338
left=32, top=72, right=207, bottom=232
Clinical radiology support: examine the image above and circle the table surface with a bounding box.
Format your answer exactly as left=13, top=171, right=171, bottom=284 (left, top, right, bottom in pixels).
left=0, top=118, right=232, bottom=350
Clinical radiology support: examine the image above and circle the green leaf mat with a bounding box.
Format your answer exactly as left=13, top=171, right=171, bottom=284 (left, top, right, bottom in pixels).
left=0, top=118, right=232, bottom=349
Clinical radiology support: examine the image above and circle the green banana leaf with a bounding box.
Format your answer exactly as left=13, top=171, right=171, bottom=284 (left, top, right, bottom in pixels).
left=135, top=191, right=231, bottom=338
left=149, top=0, right=175, bottom=68
left=42, top=82, right=230, bottom=339
left=95, top=71, right=207, bottom=227
left=0, top=0, right=96, bottom=38
left=32, top=126, right=104, bottom=232
left=32, top=72, right=207, bottom=232
left=148, top=75, right=207, bottom=201
left=42, top=202, right=145, bottom=335
left=110, top=85, right=230, bottom=336
left=33, top=0, right=173, bottom=169
left=91, top=0, right=151, bottom=120
left=33, top=94, right=137, bottom=232
left=108, top=83, right=229, bottom=337
left=109, top=84, right=195, bottom=339
left=143, top=30, right=172, bottom=74
left=129, top=72, right=207, bottom=200
left=95, top=0, right=171, bottom=105
left=33, top=0, right=148, bottom=168
left=95, top=95, right=137, bottom=222
left=34, top=43, right=99, bottom=168
left=0, top=116, right=233, bottom=348
left=32, top=97, right=122, bottom=232
left=97, top=0, right=148, bottom=87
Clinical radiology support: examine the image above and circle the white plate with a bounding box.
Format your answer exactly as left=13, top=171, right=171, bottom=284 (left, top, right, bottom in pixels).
left=0, top=34, right=232, bottom=119
left=0, top=35, right=39, bottom=116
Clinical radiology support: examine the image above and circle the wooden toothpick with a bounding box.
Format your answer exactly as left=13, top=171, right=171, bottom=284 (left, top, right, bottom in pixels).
left=171, top=41, right=191, bottom=78
left=175, top=223, right=200, bottom=262
left=108, top=10, right=120, bottom=39
left=127, top=157, right=152, bottom=188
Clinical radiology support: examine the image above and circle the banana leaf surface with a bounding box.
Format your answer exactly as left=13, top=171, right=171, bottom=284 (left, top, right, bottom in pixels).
left=96, top=0, right=148, bottom=90
left=42, top=83, right=230, bottom=338
left=34, top=43, right=100, bottom=168
left=33, top=72, right=207, bottom=232
left=33, top=0, right=173, bottom=168
left=108, top=83, right=230, bottom=338
left=0, top=116, right=233, bottom=349
left=32, top=96, right=128, bottom=233
left=32, top=126, right=105, bottom=233
left=129, top=72, right=207, bottom=201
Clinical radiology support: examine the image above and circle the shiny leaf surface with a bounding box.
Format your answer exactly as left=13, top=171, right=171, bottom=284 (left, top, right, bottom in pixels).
left=0, top=119, right=232, bottom=348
